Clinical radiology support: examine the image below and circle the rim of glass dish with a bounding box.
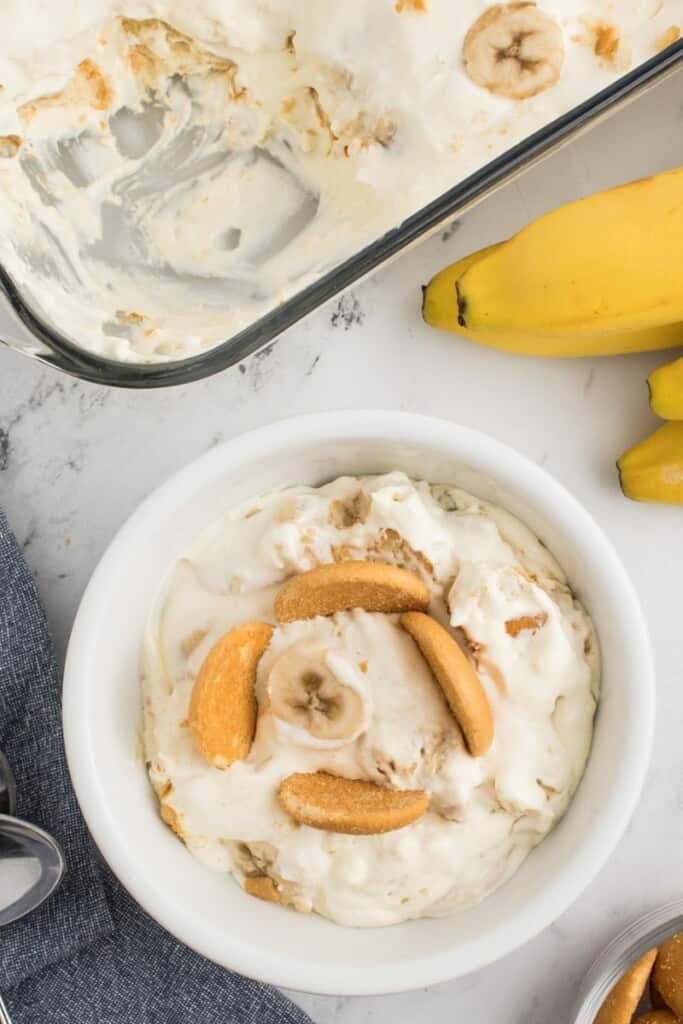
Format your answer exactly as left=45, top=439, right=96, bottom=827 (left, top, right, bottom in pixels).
left=3, top=41, right=683, bottom=389
left=571, top=898, right=683, bottom=1024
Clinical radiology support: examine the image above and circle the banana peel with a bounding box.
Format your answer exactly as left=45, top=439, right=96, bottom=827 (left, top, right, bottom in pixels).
left=648, top=355, right=683, bottom=419
left=618, top=421, right=683, bottom=504
left=424, top=165, right=683, bottom=354
left=422, top=168, right=683, bottom=502
left=423, top=244, right=683, bottom=357
left=456, top=167, right=683, bottom=335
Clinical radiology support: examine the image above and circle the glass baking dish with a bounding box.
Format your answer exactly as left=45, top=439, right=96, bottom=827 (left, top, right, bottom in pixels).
left=2, top=41, right=683, bottom=389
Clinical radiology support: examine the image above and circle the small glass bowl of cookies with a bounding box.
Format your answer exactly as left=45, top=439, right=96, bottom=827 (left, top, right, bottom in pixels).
left=572, top=899, right=683, bottom=1024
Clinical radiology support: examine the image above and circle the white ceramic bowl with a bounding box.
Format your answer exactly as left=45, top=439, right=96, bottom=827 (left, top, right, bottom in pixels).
left=63, top=411, right=654, bottom=996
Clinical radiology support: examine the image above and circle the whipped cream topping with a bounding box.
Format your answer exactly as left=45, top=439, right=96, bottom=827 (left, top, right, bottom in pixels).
left=0, top=2, right=680, bottom=360
left=142, top=472, right=599, bottom=927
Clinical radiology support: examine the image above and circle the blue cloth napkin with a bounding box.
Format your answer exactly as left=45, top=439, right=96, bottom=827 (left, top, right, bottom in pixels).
left=0, top=509, right=311, bottom=1024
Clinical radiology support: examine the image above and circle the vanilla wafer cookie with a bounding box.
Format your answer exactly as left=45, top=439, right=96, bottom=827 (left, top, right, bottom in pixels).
left=400, top=611, right=493, bottom=756
left=278, top=771, right=429, bottom=835
left=189, top=621, right=273, bottom=768
left=274, top=561, right=430, bottom=622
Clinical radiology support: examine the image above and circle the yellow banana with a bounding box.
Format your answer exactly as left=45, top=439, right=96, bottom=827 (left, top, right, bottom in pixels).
left=648, top=355, right=683, bottom=419
left=423, top=244, right=683, bottom=357
left=618, top=421, right=683, bottom=504
left=447, top=166, right=683, bottom=338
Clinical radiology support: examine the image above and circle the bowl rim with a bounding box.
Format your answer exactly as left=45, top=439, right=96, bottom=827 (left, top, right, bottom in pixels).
left=62, top=410, right=655, bottom=995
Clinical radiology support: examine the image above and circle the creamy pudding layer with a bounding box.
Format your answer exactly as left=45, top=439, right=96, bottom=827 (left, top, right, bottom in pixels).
left=0, top=2, right=680, bottom=360
left=142, top=473, right=599, bottom=927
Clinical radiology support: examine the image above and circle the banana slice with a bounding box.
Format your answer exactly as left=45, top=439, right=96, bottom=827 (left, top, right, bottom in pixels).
left=274, top=560, right=430, bottom=622
left=189, top=621, right=273, bottom=768
left=463, top=3, right=564, bottom=100
left=268, top=644, right=369, bottom=745
left=278, top=771, right=429, bottom=834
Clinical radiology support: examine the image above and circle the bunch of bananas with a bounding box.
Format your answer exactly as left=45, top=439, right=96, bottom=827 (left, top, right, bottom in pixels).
left=619, top=360, right=683, bottom=504
left=422, top=167, right=683, bottom=504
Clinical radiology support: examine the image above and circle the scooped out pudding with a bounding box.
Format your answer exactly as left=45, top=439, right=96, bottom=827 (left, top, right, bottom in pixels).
left=1, top=2, right=680, bottom=359
left=142, top=472, right=599, bottom=927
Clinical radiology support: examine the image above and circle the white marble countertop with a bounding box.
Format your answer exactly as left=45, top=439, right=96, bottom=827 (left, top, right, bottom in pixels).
left=2, top=66, right=683, bottom=1024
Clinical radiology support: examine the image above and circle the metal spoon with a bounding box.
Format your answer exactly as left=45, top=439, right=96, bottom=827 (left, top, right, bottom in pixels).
left=0, top=751, right=65, bottom=1024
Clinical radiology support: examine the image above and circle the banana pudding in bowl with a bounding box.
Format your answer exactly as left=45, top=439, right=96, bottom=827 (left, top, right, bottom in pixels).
left=63, top=412, right=653, bottom=992
left=144, top=471, right=599, bottom=927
